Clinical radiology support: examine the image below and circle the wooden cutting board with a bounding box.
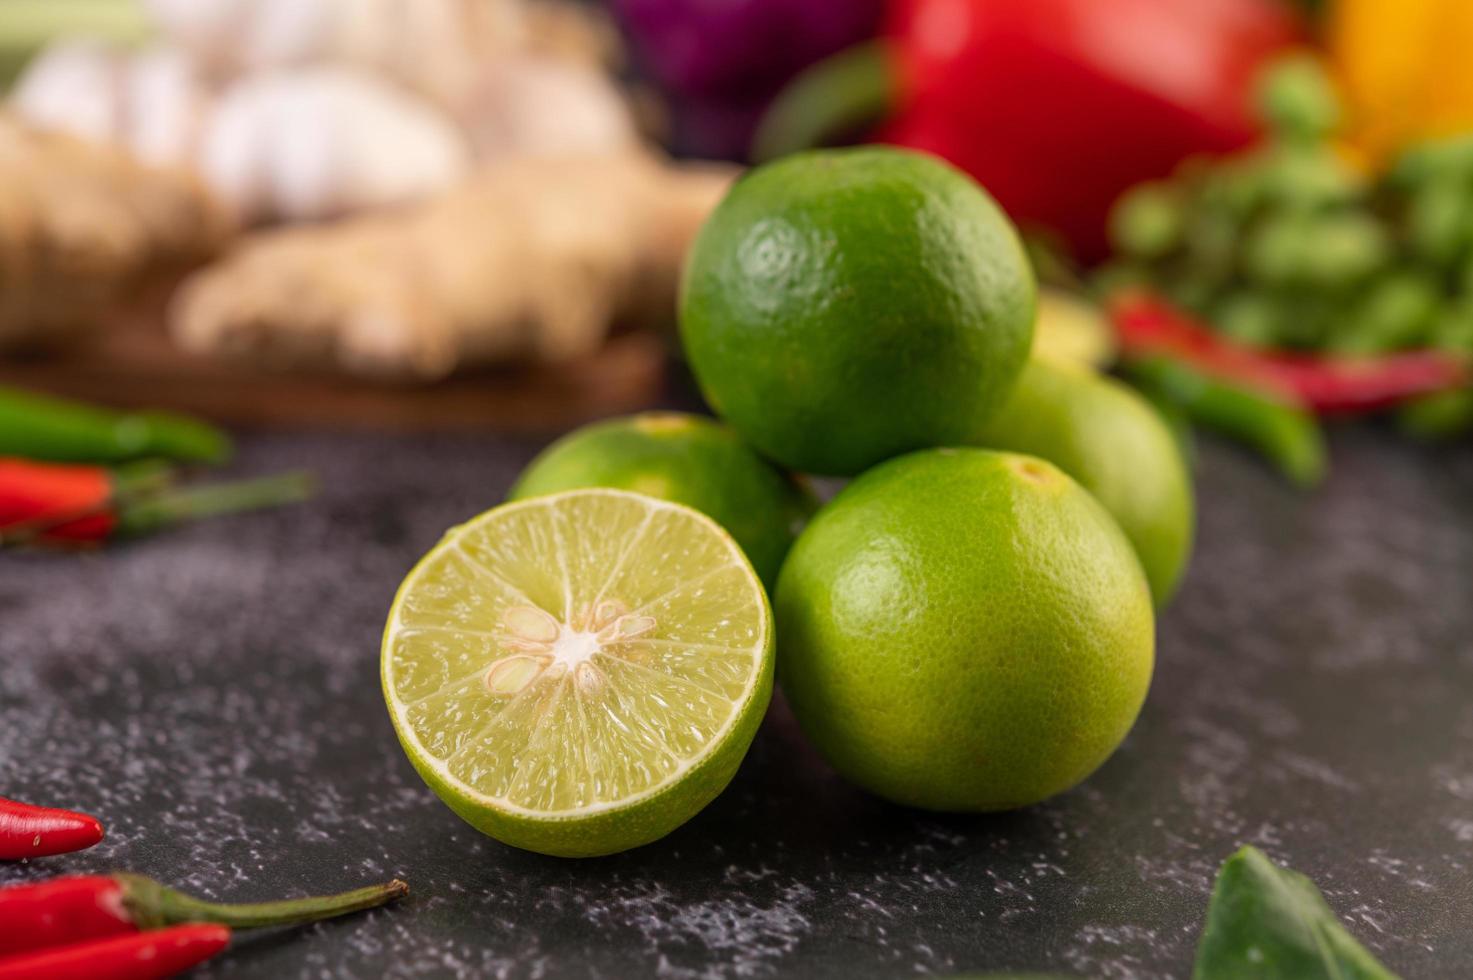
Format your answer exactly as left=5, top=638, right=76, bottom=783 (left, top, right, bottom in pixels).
left=0, top=284, right=673, bottom=436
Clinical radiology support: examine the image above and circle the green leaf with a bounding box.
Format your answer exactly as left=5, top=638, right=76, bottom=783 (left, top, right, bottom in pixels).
left=1193, top=846, right=1401, bottom=980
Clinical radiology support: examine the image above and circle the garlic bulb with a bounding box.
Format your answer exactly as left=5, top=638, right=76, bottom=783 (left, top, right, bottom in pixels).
left=200, top=67, right=471, bottom=223
left=12, top=40, right=211, bottom=172
left=142, top=0, right=529, bottom=104
left=121, top=48, right=214, bottom=168
left=10, top=38, right=124, bottom=146
left=455, top=56, right=638, bottom=160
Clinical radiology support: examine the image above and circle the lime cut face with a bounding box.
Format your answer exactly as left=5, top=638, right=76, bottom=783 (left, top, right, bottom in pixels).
left=382, top=489, right=774, bottom=857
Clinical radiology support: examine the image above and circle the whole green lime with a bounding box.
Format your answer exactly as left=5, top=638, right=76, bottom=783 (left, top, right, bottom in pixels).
left=970, top=357, right=1195, bottom=605
left=776, top=448, right=1154, bottom=811
left=680, top=147, right=1036, bottom=476
left=509, top=412, right=815, bottom=591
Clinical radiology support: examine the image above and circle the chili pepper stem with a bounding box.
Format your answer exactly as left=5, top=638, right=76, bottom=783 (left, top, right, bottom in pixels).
left=117, top=874, right=408, bottom=931
left=752, top=41, right=896, bottom=162
left=116, top=471, right=314, bottom=537
left=110, top=461, right=175, bottom=499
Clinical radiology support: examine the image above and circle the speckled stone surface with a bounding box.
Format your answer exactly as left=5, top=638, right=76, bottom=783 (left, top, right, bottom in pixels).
left=3, top=427, right=1472, bottom=979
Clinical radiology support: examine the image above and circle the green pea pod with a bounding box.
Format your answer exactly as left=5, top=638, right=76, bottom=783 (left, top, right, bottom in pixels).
left=1433, top=302, right=1473, bottom=354
left=1254, top=54, right=1342, bottom=142
left=0, top=386, right=230, bottom=464
left=1388, top=133, right=1473, bottom=190
left=1260, top=145, right=1364, bottom=210
left=1328, top=273, right=1440, bottom=356
left=1124, top=356, right=1327, bottom=488
left=1109, top=182, right=1184, bottom=260
left=1212, top=293, right=1283, bottom=349
left=1406, top=176, right=1473, bottom=267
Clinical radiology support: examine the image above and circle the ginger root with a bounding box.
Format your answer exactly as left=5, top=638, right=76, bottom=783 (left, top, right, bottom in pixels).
left=170, top=153, right=734, bottom=379
left=0, top=113, right=231, bottom=350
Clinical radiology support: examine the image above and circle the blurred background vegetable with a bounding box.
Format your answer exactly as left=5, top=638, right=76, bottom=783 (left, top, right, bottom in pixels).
left=0, top=115, right=228, bottom=352
left=171, top=153, right=731, bottom=378
left=756, top=0, right=1301, bottom=258
left=610, top=0, right=884, bottom=160
left=1329, top=0, right=1473, bottom=168
left=1098, top=49, right=1473, bottom=459
left=9, top=0, right=637, bottom=224
left=0, top=0, right=1470, bottom=473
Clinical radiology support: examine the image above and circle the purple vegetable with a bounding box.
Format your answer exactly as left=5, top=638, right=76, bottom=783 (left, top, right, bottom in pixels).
left=612, top=0, right=883, bottom=158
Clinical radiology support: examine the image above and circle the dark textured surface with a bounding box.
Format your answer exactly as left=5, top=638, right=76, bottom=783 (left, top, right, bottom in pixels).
left=3, top=427, right=1472, bottom=979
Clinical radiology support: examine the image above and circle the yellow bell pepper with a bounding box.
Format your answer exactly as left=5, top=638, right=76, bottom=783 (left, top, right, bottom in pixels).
left=1331, top=0, right=1473, bottom=167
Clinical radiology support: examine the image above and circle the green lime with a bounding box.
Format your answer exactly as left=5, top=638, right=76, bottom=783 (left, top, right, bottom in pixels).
left=680, top=147, right=1036, bottom=476
left=508, top=412, right=815, bottom=592
left=970, top=358, right=1195, bottom=606
left=382, top=489, right=774, bottom=857
left=776, top=448, right=1154, bottom=811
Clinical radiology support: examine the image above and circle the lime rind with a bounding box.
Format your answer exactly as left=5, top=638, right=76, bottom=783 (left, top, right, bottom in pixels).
left=382, top=489, right=773, bottom=856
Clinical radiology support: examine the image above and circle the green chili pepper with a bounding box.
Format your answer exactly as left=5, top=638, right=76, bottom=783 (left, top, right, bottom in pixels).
left=1124, top=356, right=1327, bottom=487
left=0, top=386, right=230, bottom=464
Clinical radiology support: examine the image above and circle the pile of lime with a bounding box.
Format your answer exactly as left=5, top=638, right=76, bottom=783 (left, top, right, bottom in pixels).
left=383, top=147, right=1194, bottom=856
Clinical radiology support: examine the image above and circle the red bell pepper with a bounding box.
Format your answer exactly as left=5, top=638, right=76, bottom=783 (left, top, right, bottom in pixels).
left=755, top=0, right=1300, bottom=258
left=1111, top=292, right=1471, bottom=414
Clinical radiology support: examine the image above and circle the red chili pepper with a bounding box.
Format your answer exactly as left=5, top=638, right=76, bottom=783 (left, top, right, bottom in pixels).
left=1111, top=291, right=1471, bottom=413
left=0, top=798, right=104, bottom=861
left=755, top=0, right=1300, bottom=257
left=0, top=460, right=165, bottom=543
left=0, top=874, right=408, bottom=959
left=0, top=924, right=230, bottom=980
left=0, top=459, right=313, bottom=547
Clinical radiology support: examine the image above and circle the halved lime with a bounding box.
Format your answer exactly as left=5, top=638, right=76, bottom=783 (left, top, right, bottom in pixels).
left=382, top=489, right=774, bottom=857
